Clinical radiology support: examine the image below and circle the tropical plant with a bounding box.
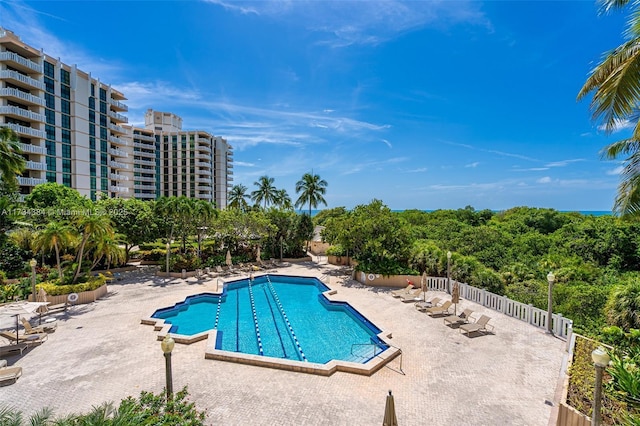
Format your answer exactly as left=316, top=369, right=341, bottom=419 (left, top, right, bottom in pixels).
left=295, top=172, right=328, bottom=215
left=605, top=280, right=640, bottom=330
left=274, top=188, right=293, bottom=210
left=0, top=127, right=25, bottom=192
left=251, top=175, right=277, bottom=209
left=227, top=184, right=251, bottom=211
left=192, top=199, right=217, bottom=257
left=33, top=222, right=75, bottom=282
left=578, top=0, right=640, bottom=215
left=71, top=213, right=114, bottom=283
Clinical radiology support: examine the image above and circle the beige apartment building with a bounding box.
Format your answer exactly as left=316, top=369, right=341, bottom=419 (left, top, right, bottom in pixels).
left=0, top=28, right=232, bottom=208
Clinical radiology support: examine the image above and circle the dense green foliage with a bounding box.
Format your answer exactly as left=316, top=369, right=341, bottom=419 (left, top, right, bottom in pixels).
left=0, top=387, right=205, bottom=425
left=321, top=201, right=640, bottom=336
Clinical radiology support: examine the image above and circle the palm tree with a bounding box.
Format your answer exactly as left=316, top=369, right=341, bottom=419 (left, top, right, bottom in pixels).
left=275, top=189, right=293, bottom=210
left=33, top=222, right=75, bottom=282
left=578, top=0, right=640, bottom=215
left=0, top=127, right=25, bottom=190
left=251, top=176, right=277, bottom=209
left=193, top=199, right=217, bottom=257
left=228, top=184, right=251, bottom=211
left=90, top=234, right=126, bottom=271
left=605, top=280, right=640, bottom=330
left=294, top=172, right=328, bottom=215
left=72, top=213, right=114, bottom=283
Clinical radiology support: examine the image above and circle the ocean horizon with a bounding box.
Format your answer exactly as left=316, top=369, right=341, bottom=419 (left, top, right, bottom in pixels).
left=301, top=209, right=613, bottom=217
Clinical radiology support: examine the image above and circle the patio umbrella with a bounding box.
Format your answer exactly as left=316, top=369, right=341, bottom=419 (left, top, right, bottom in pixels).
left=0, top=302, right=49, bottom=344
left=226, top=250, right=232, bottom=267
left=451, top=280, right=460, bottom=316
left=382, top=390, right=398, bottom=426
left=421, top=271, right=427, bottom=302
left=256, top=246, right=261, bottom=263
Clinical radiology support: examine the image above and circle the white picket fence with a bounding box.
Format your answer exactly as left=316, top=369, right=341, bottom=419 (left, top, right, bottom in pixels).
left=422, top=276, right=573, bottom=340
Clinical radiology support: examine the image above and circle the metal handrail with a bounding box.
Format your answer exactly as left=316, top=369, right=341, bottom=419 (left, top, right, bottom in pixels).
left=350, top=341, right=404, bottom=373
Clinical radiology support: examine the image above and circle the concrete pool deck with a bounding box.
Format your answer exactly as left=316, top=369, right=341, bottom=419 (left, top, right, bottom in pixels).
left=1, top=260, right=566, bottom=425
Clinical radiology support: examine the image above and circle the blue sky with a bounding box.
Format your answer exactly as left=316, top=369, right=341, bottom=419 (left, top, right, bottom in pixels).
left=1, top=0, right=633, bottom=211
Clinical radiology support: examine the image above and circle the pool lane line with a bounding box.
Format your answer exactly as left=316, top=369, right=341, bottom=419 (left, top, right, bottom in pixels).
left=247, top=278, right=264, bottom=356
left=260, top=283, right=288, bottom=359
left=265, top=275, right=308, bottom=362
left=235, top=287, right=240, bottom=352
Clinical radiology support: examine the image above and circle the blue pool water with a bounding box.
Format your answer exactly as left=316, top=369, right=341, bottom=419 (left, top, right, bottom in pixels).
left=152, top=275, right=388, bottom=364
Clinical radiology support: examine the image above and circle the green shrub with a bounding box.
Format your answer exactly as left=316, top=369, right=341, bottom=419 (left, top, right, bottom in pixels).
left=169, top=254, right=201, bottom=272
left=326, top=244, right=345, bottom=256
left=37, top=275, right=106, bottom=296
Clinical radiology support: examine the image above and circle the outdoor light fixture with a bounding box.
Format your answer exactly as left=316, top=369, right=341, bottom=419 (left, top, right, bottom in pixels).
left=591, top=346, right=610, bottom=426
left=165, top=242, right=170, bottom=277
left=446, top=251, right=452, bottom=294
left=161, top=335, right=175, bottom=400
left=546, top=272, right=555, bottom=335
left=29, top=258, right=37, bottom=302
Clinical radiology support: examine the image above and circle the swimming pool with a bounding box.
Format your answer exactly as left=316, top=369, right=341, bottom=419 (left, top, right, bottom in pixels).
left=151, top=275, right=389, bottom=365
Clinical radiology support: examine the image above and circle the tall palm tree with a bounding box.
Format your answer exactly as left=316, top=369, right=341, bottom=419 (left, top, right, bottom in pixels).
left=72, top=213, right=114, bottom=283
left=90, top=234, right=126, bottom=271
left=295, top=172, right=328, bottom=215
left=251, top=176, right=277, bottom=209
left=578, top=0, right=640, bottom=215
left=33, top=222, right=75, bottom=281
left=0, top=127, right=25, bottom=190
left=228, top=184, right=251, bottom=211
left=193, top=199, right=217, bottom=257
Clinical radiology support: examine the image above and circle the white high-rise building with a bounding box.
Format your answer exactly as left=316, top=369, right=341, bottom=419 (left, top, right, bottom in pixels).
left=0, top=28, right=232, bottom=207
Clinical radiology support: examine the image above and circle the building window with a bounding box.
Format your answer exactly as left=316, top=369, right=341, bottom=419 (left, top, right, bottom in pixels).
left=100, top=127, right=107, bottom=140
left=46, top=156, right=56, bottom=171
left=45, top=109, right=55, bottom=125
left=62, top=174, right=71, bottom=187
left=61, top=100, right=70, bottom=114
left=88, top=97, right=95, bottom=110
left=101, top=165, right=108, bottom=177
left=61, top=85, right=70, bottom=100
left=45, top=93, right=55, bottom=109
left=99, top=114, right=107, bottom=127
left=46, top=140, right=55, bottom=156
left=89, top=137, right=95, bottom=150
left=90, top=177, right=96, bottom=189
left=89, top=110, right=95, bottom=123
left=62, top=159, right=71, bottom=173
left=46, top=171, right=56, bottom=183
left=44, top=77, right=54, bottom=94
left=61, top=130, right=71, bottom=144
left=99, top=88, right=106, bottom=102
left=99, top=101, right=106, bottom=114
left=91, top=84, right=95, bottom=97
left=90, top=162, right=96, bottom=174
left=44, top=61, right=55, bottom=78
left=89, top=124, right=95, bottom=136
left=101, top=178, right=108, bottom=191
left=100, top=140, right=107, bottom=152
left=61, top=114, right=70, bottom=129
left=101, top=153, right=108, bottom=165
left=90, top=150, right=96, bottom=164
left=60, top=69, right=70, bottom=85
left=45, top=125, right=55, bottom=140
left=61, top=145, right=71, bottom=159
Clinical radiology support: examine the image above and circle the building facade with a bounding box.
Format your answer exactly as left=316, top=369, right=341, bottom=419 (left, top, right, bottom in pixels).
left=0, top=28, right=232, bottom=208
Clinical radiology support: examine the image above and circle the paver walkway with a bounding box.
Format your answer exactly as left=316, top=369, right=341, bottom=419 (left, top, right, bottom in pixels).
left=1, top=261, right=565, bottom=425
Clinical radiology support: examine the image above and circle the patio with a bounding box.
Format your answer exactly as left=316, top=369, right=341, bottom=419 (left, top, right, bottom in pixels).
left=0, top=261, right=565, bottom=425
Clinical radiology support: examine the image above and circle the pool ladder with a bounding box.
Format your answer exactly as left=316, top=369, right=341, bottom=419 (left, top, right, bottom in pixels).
left=266, top=275, right=307, bottom=362
left=247, top=278, right=264, bottom=356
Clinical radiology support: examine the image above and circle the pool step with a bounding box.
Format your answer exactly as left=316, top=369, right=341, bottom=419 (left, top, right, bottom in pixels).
left=344, top=344, right=382, bottom=363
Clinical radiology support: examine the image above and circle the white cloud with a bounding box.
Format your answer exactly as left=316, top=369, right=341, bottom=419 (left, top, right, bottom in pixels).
left=545, top=159, right=585, bottom=167
left=597, top=118, right=635, bottom=133
left=465, top=162, right=479, bottom=168
left=512, top=167, right=549, bottom=172
left=537, top=176, right=552, bottom=184
left=381, top=139, right=392, bottom=148
left=607, top=166, right=624, bottom=175
left=234, top=161, right=257, bottom=167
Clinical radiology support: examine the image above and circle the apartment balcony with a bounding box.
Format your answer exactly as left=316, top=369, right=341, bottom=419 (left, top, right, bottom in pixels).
left=135, top=158, right=155, bottom=167
left=133, top=163, right=155, bottom=171
left=227, top=176, right=234, bottom=182
left=0, top=51, right=43, bottom=73
left=197, top=137, right=211, bottom=144
left=109, top=148, right=128, bottom=158
left=135, top=192, right=156, bottom=199
left=0, top=87, right=45, bottom=106
left=6, top=123, right=45, bottom=139
left=196, top=161, right=212, bottom=168
left=25, top=160, right=46, bottom=171
left=108, top=98, right=128, bottom=112
left=110, top=185, right=129, bottom=194
left=109, top=160, right=129, bottom=170
left=196, top=184, right=212, bottom=192
left=17, top=176, right=46, bottom=186
left=0, top=70, right=45, bottom=90
left=133, top=184, right=155, bottom=190
left=227, top=151, right=234, bottom=159
left=18, top=142, right=46, bottom=154
left=107, top=110, right=128, bottom=123
left=108, top=135, right=128, bottom=147
left=227, top=163, right=233, bottom=169
left=135, top=176, right=155, bottom=183
left=133, top=141, right=155, bottom=150
left=197, top=169, right=212, bottom=176
left=195, top=153, right=210, bottom=161
left=133, top=133, right=155, bottom=142
left=109, top=173, right=129, bottom=182
left=198, top=193, right=213, bottom=200
left=196, top=145, right=212, bottom=154
left=108, top=123, right=126, bottom=134
left=0, top=105, right=45, bottom=122
left=195, top=177, right=211, bottom=184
